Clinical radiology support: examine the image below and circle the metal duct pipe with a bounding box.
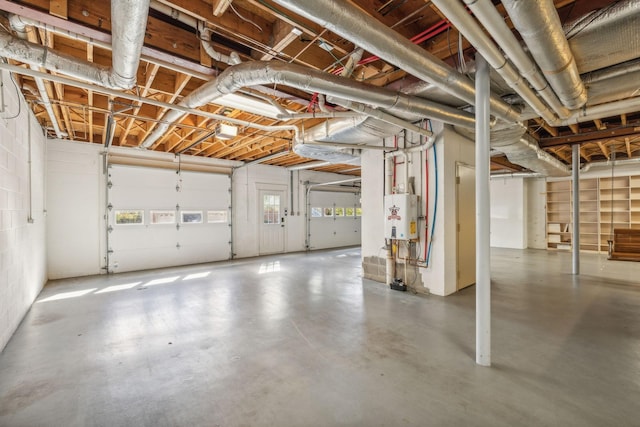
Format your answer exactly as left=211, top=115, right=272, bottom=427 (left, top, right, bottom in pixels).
left=4, top=0, right=149, bottom=90
left=0, top=62, right=301, bottom=143
left=271, top=0, right=520, bottom=123
left=328, top=96, right=434, bottom=140
left=580, top=157, right=640, bottom=173
left=560, top=96, right=640, bottom=126
left=455, top=124, right=570, bottom=177
left=566, top=0, right=640, bottom=74
left=7, top=18, right=64, bottom=138
left=110, top=0, right=150, bottom=89
left=2, top=8, right=213, bottom=81
left=501, top=0, right=587, bottom=110
left=140, top=61, right=475, bottom=148
left=432, top=0, right=558, bottom=124
left=463, top=0, right=569, bottom=119
left=583, top=58, right=640, bottom=84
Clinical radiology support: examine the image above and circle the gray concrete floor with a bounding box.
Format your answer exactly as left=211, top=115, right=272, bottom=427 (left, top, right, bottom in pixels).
left=1, top=248, right=639, bottom=427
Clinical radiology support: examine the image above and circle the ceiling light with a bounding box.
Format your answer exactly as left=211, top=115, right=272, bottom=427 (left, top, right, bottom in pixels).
left=318, top=41, right=334, bottom=52
left=261, top=27, right=303, bottom=61
left=216, top=123, right=238, bottom=140
left=214, top=93, right=291, bottom=119
left=212, top=0, right=233, bottom=17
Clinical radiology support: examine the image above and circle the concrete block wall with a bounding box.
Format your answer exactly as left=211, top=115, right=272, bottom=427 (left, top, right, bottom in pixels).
left=0, top=70, right=47, bottom=352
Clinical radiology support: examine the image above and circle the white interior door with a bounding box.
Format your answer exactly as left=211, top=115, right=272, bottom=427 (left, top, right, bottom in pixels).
left=457, top=163, right=476, bottom=290
left=259, top=189, right=285, bottom=255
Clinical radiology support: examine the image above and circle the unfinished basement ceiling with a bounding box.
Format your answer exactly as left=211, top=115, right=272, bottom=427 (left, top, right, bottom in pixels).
left=1, top=0, right=640, bottom=175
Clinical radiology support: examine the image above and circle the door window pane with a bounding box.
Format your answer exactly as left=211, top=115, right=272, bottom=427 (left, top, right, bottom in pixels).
left=115, top=210, right=144, bottom=225
left=263, top=194, right=281, bottom=224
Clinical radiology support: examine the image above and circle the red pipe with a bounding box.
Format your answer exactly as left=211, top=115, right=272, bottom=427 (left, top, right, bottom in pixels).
left=330, top=19, right=451, bottom=75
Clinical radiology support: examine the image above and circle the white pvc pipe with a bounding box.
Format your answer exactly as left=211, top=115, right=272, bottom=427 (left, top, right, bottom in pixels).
left=572, top=144, right=580, bottom=275
left=475, top=54, right=491, bottom=367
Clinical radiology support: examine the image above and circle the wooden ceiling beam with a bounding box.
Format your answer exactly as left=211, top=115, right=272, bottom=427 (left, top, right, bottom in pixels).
left=539, top=124, right=640, bottom=148
left=597, top=141, right=609, bottom=159
left=625, top=137, right=632, bottom=158
left=534, top=118, right=559, bottom=137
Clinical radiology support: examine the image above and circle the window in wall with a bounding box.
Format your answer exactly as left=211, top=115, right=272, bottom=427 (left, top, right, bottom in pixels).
left=150, top=210, right=176, bottom=224
left=356, top=207, right=362, bottom=216
left=181, top=211, right=203, bottom=224
left=324, top=207, right=334, bottom=217
left=263, top=194, right=281, bottom=224
left=115, top=210, right=144, bottom=225
left=335, top=207, right=344, bottom=217
left=207, top=210, right=228, bottom=223
left=311, top=207, right=323, bottom=218
left=345, top=207, right=355, bottom=217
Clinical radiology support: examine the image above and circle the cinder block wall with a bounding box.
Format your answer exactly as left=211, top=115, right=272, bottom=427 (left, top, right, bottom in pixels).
left=0, top=70, right=47, bottom=352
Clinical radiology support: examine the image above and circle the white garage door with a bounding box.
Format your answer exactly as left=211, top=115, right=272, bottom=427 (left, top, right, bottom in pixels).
left=309, top=190, right=361, bottom=250
left=108, top=165, right=230, bottom=273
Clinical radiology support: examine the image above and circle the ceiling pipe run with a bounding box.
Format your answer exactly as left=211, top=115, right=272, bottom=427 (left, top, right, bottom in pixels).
left=0, top=62, right=302, bottom=144
left=139, top=61, right=475, bottom=149
left=462, top=0, right=569, bottom=119
left=270, top=0, right=520, bottom=124
left=432, top=0, right=558, bottom=124
left=8, top=18, right=64, bottom=138
left=501, top=0, right=587, bottom=110
left=565, top=0, right=640, bottom=74
left=4, top=0, right=149, bottom=90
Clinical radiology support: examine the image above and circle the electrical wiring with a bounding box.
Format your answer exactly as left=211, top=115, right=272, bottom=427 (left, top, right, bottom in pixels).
left=229, top=4, right=263, bottom=33
left=0, top=60, right=22, bottom=120
left=426, top=120, right=437, bottom=267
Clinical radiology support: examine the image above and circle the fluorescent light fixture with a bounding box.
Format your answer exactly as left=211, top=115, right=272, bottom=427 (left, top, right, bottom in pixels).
left=214, top=93, right=290, bottom=119
left=216, top=123, right=238, bottom=140
left=318, top=41, right=334, bottom=52
left=212, top=0, right=232, bottom=17
left=261, top=27, right=303, bottom=61
left=287, top=161, right=332, bottom=171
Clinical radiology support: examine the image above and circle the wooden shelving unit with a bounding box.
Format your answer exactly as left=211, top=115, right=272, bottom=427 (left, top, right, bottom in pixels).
left=599, top=176, right=630, bottom=252
left=546, top=180, right=572, bottom=250
left=631, top=176, right=640, bottom=230
left=579, top=178, right=599, bottom=251
left=546, top=175, right=640, bottom=253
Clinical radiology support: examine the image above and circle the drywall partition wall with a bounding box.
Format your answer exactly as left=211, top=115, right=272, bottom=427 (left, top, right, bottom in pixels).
left=361, top=124, right=475, bottom=296
left=308, top=190, right=361, bottom=250
left=526, top=178, right=547, bottom=249
left=0, top=70, right=47, bottom=351
left=47, top=140, right=104, bottom=279
left=421, top=125, right=475, bottom=296
left=108, top=165, right=231, bottom=273
left=490, top=177, right=527, bottom=249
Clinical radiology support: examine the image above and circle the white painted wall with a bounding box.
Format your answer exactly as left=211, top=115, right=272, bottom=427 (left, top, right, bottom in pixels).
left=0, top=70, right=47, bottom=351
left=232, top=163, right=360, bottom=258
left=423, top=125, right=475, bottom=296
left=361, top=124, right=473, bottom=296
left=47, top=140, right=104, bottom=279
left=46, top=142, right=359, bottom=278
left=490, top=177, right=527, bottom=249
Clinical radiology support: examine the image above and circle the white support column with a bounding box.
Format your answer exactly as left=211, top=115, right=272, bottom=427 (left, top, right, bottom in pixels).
left=572, top=144, right=580, bottom=274
left=475, top=53, right=491, bottom=366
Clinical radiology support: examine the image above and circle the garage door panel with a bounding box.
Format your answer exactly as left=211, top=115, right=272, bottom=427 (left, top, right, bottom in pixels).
left=108, top=165, right=230, bottom=273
